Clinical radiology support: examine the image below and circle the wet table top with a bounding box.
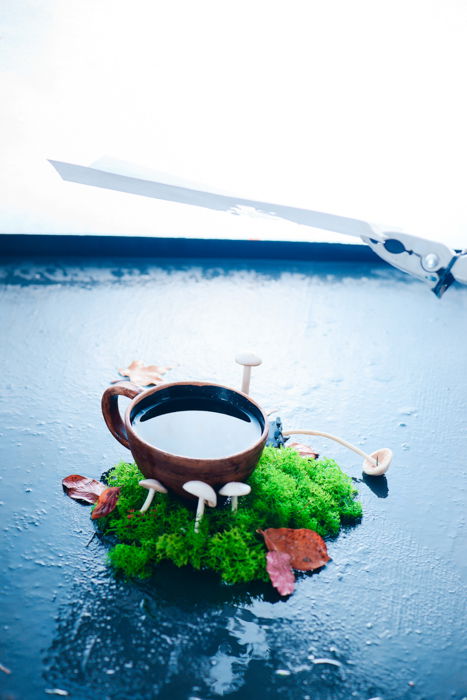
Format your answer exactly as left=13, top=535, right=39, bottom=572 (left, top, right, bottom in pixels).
left=0, top=257, right=466, bottom=700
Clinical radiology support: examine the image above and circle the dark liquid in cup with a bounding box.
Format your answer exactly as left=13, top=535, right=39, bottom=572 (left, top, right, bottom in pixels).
left=132, top=397, right=262, bottom=459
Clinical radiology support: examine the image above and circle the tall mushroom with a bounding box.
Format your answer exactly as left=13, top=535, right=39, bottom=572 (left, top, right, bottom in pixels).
left=219, top=482, right=251, bottom=511
left=283, top=429, right=393, bottom=476
left=235, top=352, right=262, bottom=395
left=182, top=481, right=217, bottom=532
left=139, top=479, right=168, bottom=513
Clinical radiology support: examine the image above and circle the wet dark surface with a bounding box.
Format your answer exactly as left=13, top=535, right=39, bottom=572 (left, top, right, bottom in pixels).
left=0, top=257, right=466, bottom=700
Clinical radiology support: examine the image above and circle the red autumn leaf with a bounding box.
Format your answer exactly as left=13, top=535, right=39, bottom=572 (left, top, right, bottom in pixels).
left=266, top=551, right=295, bottom=596
left=259, top=528, right=331, bottom=571
left=62, top=475, right=106, bottom=504
left=287, top=442, right=320, bottom=460
left=113, top=360, right=171, bottom=386
left=91, top=487, right=121, bottom=519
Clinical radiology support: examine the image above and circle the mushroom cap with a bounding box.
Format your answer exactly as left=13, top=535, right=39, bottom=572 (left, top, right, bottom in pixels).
left=139, top=478, right=168, bottom=493
left=235, top=352, right=262, bottom=367
left=182, top=480, right=217, bottom=507
left=362, top=448, right=393, bottom=476
left=219, top=481, right=251, bottom=497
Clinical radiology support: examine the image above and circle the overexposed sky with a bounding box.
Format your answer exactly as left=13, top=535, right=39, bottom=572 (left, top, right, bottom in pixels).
left=2, top=0, right=467, bottom=244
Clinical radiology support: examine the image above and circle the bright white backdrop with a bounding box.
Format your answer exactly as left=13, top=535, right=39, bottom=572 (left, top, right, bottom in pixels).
left=2, top=0, right=467, bottom=245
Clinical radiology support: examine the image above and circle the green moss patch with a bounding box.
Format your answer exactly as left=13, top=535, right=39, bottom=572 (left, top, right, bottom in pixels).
left=99, top=446, right=362, bottom=584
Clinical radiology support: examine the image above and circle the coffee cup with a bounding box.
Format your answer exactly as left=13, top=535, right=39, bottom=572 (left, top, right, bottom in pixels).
left=101, top=381, right=269, bottom=498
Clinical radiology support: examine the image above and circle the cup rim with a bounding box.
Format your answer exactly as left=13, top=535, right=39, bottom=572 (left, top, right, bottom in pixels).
left=123, top=380, right=269, bottom=463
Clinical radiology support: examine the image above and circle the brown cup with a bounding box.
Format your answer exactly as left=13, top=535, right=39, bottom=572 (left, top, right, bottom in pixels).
left=101, top=381, right=269, bottom=498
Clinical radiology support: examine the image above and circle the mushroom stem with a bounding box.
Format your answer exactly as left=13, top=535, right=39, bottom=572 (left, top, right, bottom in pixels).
left=283, top=429, right=378, bottom=467
left=183, top=480, right=217, bottom=531
left=241, top=366, right=252, bottom=394
left=140, top=489, right=155, bottom=513
left=194, top=498, right=205, bottom=533
left=231, top=495, right=239, bottom=512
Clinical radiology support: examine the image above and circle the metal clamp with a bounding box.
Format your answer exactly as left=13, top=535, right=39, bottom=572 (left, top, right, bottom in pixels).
left=362, top=228, right=467, bottom=297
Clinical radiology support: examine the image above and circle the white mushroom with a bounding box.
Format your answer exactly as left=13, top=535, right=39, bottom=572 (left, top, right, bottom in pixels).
left=283, top=429, right=393, bottom=475
left=362, top=447, right=393, bottom=476
left=139, top=479, right=168, bottom=513
left=219, top=482, right=251, bottom=511
left=235, top=352, right=262, bottom=394
left=182, top=480, right=217, bottom=532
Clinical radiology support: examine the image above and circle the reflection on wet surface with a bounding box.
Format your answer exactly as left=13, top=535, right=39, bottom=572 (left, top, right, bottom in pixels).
left=1, top=259, right=466, bottom=699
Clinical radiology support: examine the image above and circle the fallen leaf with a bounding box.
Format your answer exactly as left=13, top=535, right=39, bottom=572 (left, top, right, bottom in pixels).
left=62, top=475, right=106, bottom=504
left=115, top=360, right=171, bottom=386
left=266, top=551, right=295, bottom=596
left=287, top=442, right=320, bottom=459
left=259, top=528, right=330, bottom=571
left=91, top=487, right=121, bottom=519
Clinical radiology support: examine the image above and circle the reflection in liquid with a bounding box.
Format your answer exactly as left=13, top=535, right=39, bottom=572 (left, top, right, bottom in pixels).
left=42, top=562, right=276, bottom=699
left=42, top=556, right=369, bottom=700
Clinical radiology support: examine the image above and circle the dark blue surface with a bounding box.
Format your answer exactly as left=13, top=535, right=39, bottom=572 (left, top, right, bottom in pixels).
left=0, top=234, right=382, bottom=262
left=0, top=256, right=466, bottom=700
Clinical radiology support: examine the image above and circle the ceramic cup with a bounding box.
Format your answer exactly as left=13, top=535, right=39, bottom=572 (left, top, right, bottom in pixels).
left=101, top=381, right=269, bottom=498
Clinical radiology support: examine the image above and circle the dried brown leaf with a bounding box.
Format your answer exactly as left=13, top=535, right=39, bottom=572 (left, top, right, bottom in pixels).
left=91, top=487, right=121, bottom=519
left=259, top=528, right=331, bottom=571
left=287, top=442, right=320, bottom=459
left=266, top=551, right=295, bottom=596
left=115, top=360, right=171, bottom=386
left=62, top=475, right=106, bottom=504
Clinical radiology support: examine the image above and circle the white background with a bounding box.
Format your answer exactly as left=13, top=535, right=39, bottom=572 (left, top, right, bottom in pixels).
left=2, top=0, right=467, bottom=245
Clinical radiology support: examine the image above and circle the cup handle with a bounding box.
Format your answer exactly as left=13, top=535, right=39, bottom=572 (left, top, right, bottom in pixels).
left=101, top=382, right=144, bottom=449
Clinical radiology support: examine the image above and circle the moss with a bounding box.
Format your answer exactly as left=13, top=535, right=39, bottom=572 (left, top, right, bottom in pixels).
left=101, top=447, right=362, bottom=584
left=107, top=543, right=152, bottom=578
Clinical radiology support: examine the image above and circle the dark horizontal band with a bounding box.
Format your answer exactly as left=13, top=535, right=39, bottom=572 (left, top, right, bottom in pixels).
left=0, top=234, right=383, bottom=262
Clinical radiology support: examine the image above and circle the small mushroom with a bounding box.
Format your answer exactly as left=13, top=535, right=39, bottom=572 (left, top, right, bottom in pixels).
left=182, top=480, right=217, bottom=532
left=235, top=352, right=262, bottom=394
left=219, top=482, right=251, bottom=511
left=139, top=479, right=168, bottom=513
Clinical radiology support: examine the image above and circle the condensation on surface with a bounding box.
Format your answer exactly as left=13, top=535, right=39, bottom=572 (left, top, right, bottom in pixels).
left=0, top=258, right=466, bottom=700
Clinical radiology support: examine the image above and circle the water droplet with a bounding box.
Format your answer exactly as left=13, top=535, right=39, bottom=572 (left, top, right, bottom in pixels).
left=399, top=407, right=417, bottom=416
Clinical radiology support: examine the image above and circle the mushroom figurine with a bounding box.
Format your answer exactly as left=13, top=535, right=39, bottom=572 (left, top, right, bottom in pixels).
left=139, top=478, right=168, bottom=513
left=235, top=352, right=262, bottom=395
left=283, top=429, right=393, bottom=475
left=219, top=482, right=251, bottom=511
left=182, top=481, right=217, bottom=532
left=362, top=447, right=393, bottom=476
